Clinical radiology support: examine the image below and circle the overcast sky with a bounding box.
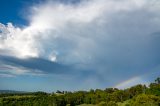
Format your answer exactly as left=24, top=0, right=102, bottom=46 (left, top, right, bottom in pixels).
left=0, top=0, right=160, bottom=92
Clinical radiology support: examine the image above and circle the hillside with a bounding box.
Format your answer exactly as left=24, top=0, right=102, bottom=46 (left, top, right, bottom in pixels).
left=0, top=90, right=26, bottom=94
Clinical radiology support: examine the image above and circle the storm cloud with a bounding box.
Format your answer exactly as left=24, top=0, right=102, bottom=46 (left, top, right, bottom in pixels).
left=0, top=0, right=160, bottom=90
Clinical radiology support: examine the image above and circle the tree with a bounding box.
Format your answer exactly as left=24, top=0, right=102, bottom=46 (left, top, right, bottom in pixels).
left=130, top=94, right=160, bottom=106
left=155, top=77, right=160, bottom=84
left=127, top=84, right=145, bottom=98
left=147, top=83, right=160, bottom=96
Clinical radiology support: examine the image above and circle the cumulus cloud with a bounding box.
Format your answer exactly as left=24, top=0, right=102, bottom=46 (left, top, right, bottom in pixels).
left=0, top=73, right=15, bottom=78
left=0, top=0, right=160, bottom=88
left=0, top=23, right=38, bottom=58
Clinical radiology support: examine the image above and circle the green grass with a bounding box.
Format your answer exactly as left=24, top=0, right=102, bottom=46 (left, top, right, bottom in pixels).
left=2, top=95, right=36, bottom=99
left=77, top=100, right=131, bottom=106
left=118, top=100, right=131, bottom=106
left=77, top=104, right=97, bottom=106
left=0, top=98, right=2, bottom=105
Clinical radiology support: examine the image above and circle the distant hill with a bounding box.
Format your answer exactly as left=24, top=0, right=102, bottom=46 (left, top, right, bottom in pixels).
left=0, top=90, right=26, bottom=94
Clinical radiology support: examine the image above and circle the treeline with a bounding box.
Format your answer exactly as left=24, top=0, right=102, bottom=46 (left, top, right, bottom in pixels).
left=0, top=78, right=160, bottom=106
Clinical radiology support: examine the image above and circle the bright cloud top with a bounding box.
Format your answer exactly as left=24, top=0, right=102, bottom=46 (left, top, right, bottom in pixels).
left=0, top=0, right=156, bottom=60
left=0, top=0, right=160, bottom=89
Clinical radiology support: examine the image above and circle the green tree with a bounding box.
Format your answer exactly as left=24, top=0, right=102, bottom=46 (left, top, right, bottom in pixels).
left=155, top=77, right=160, bottom=84
left=130, top=94, right=160, bottom=106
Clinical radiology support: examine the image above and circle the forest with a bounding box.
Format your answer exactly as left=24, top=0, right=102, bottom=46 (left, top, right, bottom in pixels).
left=0, top=78, right=160, bottom=106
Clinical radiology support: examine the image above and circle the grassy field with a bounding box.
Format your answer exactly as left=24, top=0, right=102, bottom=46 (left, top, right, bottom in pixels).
left=77, top=100, right=131, bottom=106
left=117, top=100, right=131, bottom=106
left=0, top=98, right=2, bottom=105
left=2, top=95, right=36, bottom=99
left=77, top=104, right=96, bottom=106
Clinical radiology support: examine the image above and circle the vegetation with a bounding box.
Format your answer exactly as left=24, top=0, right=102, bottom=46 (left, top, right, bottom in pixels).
left=0, top=77, right=160, bottom=106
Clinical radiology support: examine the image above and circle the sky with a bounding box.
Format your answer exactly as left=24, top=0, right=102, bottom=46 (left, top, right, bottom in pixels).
left=0, top=0, right=160, bottom=92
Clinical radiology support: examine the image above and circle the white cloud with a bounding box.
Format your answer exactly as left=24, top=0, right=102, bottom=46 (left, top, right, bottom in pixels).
left=0, top=0, right=153, bottom=60
left=0, top=64, right=46, bottom=76
left=0, top=73, right=15, bottom=78
left=0, top=23, right=39, bottom=58
left=0, top=64, right=45, bottom=76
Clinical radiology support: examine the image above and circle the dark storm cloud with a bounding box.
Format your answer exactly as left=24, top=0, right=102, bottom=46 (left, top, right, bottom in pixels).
left=0, top=55, right=73, bottom=74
